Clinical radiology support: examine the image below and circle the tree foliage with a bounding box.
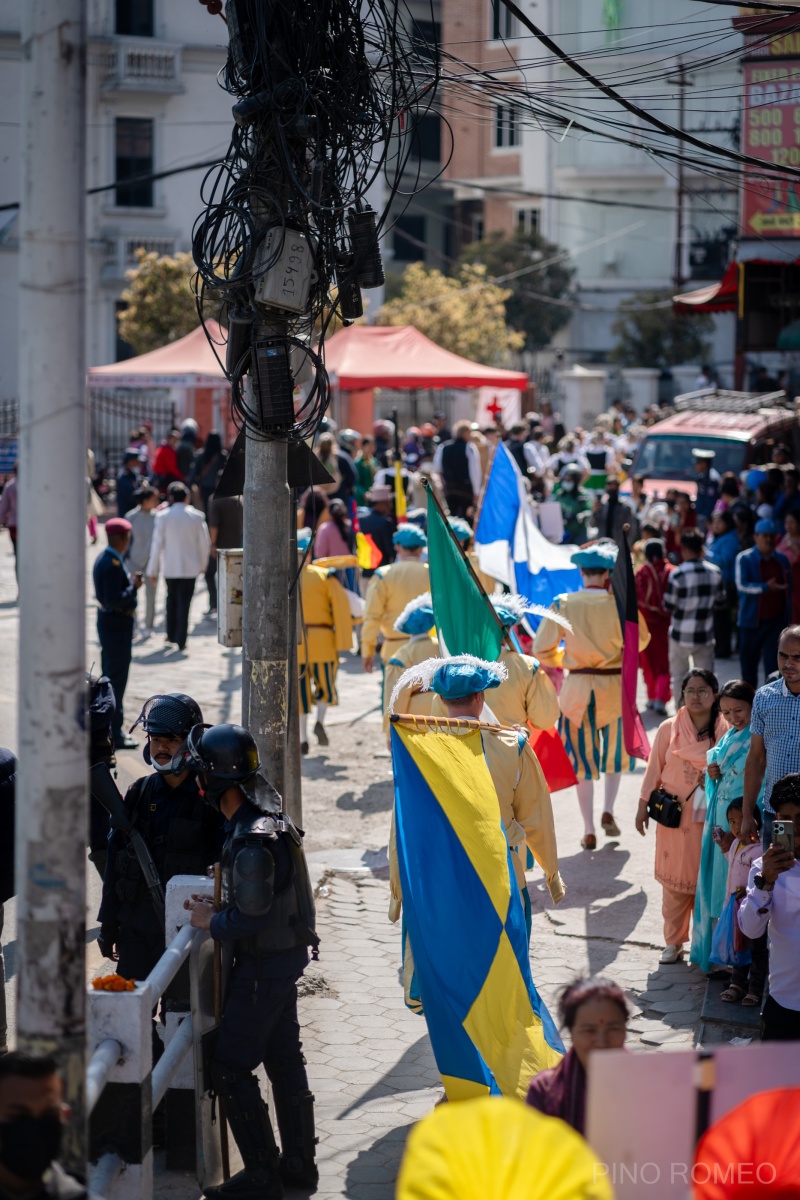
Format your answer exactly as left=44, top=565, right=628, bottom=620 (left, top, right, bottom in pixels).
left=375, top=261, right=524, bottom=365
left=458, top=230, right=576, bottom=351
left=610, top=291, right=715, bottom=369
left=117, top=249, right=198, bottom=355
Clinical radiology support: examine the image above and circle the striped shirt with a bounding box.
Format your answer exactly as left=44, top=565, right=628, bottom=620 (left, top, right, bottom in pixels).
left=750, top=677, right=800, bottom=813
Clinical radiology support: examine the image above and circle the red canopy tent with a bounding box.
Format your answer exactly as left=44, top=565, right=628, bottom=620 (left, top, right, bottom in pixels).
left=323, top=324, right=528, bottom=429
left=88, top=320, right=233, bottom=444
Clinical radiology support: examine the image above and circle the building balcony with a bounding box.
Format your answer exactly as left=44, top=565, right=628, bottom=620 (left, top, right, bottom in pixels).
left=94, top=234, right=177, bottom=283
left=100, top=36, right=184, bottom=94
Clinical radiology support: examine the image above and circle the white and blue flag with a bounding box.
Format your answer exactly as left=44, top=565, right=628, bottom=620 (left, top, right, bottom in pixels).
left=475, top=443, right=581, bottom=613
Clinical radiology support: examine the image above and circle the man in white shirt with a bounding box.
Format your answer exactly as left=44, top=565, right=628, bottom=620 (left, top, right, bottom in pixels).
left=147, top=482, right=210, bottom=652
left=738, top=772, right=800, bottom=1041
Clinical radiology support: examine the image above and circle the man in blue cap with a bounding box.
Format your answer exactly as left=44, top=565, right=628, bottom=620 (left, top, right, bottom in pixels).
left=487, top=594, right=560, bottom=731
left=735, top=518, right=792, bottom=688
left=533, top=542, right=650, bottom=850
left=383, top=593, right=440, bottom=741
left=388, top=654, right=565, bottom=933
left=361, top=524, right=429, bottom=679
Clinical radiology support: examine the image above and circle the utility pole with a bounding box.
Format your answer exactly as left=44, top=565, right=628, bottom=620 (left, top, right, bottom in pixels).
left=673, top=57, right=690, bottom=291
left=17, top=0, right=87, bottom=1177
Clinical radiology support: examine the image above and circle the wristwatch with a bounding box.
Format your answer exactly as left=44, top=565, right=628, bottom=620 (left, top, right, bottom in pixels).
left=753, top=874, right=774, bottom=892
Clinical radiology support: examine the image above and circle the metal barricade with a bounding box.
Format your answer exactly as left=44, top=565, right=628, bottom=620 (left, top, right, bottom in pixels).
left=86, top=875, right=222, bottom=1199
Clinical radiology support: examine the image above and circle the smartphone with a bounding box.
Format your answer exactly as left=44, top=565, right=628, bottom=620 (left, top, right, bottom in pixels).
left=711, top=825, right=724, bottom=843
left=772, top=820, right=795, bottom=857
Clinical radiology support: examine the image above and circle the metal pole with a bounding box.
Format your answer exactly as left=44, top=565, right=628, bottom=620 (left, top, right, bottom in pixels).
left=674, top=57, right=687, bottom=291
left=284, top=513, right=303, bottom=825
left=242, top=428, right=291, bottom=795
left=16, top=0, right=87, bottom=1176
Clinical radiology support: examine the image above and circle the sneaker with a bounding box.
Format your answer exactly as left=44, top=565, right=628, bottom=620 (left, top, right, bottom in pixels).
left=114, top=735, right=139, bottom=751
left=653, top=699, right=667, bottom=715
left=659, top=944, right=684, bottom=964
left=601, top=812, right=621, bottom=837
left=313, top=720, right=329, bottom=747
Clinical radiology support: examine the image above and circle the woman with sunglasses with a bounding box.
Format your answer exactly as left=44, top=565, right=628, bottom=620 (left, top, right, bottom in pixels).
left=636, top=671, right=728, bottom=963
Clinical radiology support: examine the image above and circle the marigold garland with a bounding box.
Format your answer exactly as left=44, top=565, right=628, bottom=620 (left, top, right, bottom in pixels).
left=92, top=974, right=136, bottom=992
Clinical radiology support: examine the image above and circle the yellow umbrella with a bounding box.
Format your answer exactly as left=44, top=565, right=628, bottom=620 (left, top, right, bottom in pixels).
left=396, top=1097, right=613, bottom=1200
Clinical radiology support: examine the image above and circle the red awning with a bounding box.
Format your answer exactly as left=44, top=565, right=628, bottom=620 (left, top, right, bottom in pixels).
left=673, top=262, right=739, bottom=314
left=88, top=321, right=227, bottom=386
left=323, top=324, right=528, bottom=390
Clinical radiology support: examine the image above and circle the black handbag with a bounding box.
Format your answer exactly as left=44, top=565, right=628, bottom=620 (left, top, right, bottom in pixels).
left=647, top=787, right=684, bottom=829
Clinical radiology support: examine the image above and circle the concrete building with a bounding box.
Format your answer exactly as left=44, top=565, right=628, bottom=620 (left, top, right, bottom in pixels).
left=435, top=0, right=742, bottom=375
left=0, top=0, right=232, bottom=403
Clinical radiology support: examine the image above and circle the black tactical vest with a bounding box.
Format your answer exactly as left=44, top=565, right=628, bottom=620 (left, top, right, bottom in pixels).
left=114, top=775, right=210, bottom=905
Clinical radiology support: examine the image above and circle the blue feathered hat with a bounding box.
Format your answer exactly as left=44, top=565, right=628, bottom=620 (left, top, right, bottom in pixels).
left=393, top=524, right=427, bottom=550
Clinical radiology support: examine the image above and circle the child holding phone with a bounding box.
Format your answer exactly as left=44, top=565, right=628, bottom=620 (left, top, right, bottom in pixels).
left=718, top=799, right=767, bottom=1005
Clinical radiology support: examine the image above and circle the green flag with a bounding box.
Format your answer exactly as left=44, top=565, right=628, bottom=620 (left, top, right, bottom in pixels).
left=426, top=488, right=504, bottom=661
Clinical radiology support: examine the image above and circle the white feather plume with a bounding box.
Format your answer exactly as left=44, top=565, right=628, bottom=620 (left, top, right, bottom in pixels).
left=389, top=653, right=509, bottom=715
left=393, top=592, right=433, bottom=632
left=490, top=593, right=572, bottom=633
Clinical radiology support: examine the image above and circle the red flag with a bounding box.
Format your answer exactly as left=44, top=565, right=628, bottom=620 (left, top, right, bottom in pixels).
left=611, top=534, right=650, bottom=761
left=527, top=725, right=578, bottom=793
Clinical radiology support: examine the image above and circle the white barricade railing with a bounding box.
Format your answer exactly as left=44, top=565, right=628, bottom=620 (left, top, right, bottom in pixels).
left=87, top=874, right=218, bottom=1200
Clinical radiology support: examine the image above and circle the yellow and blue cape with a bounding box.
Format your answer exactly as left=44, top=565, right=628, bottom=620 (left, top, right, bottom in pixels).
left=391, top=722, right=564, bottom=1100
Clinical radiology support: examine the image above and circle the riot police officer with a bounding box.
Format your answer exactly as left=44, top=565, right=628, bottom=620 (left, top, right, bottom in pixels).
left=97, top=693, right=224, bottom=980
left=183, top=724, right=319, bottom=1199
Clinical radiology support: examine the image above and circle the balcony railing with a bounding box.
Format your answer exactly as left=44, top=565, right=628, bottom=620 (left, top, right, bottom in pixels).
left=101, top=37, right=183, bottom=94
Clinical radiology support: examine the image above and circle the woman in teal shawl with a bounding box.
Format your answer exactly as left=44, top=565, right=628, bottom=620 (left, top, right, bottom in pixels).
left=690, top=680, right=762, bottom=972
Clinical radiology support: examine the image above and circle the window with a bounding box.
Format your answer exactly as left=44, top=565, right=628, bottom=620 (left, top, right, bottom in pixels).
left=472, top=214, right=485, bottom=242
left=116, top=0, right=154, bottom=37
left=516, top=208, right=540, bottom=235
left=411, top=19, right=440, bottom=64
left=393, top=215, right=426, bottom=263
left=115, top=118, right=154, bottom=208
left=115, top=301, right=136, bottom=362
left=494, top=105, right=521, bottom=149
left=412, top=112, right=441, bottom=162
left=491, top=0, right=516, bottom=41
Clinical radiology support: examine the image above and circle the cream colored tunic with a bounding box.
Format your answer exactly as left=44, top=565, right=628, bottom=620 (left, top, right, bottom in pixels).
left=533, top=588, right=650, bottom=728
left=383, top=634, right=440, bottom=735
left=361, top=560, right=430, bottom=663
left=490, top=648, right=560, bottom=731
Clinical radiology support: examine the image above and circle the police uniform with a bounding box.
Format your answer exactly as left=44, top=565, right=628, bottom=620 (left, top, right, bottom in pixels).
left=92, top=544, right=137, bottom=744
left=188, top=724, right=319, bottom=1198
left=298, top=563, right=353, bottom=714
left=87, top=674, right=116, bottom=878
left=98, top=772, right=224, bottom=980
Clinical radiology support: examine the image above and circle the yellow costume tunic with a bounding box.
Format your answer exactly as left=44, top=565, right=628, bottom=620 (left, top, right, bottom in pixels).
left=533, top=588, right=650, bottom=780
left=361, top=559, right=430, bottom=664
left=297, top=564, right=354, bottom=713
left=390, top=721, right=565, bottom=922
left=489, top=648, right=560, bottom=731
left=383, top=633, right=440, bottom=736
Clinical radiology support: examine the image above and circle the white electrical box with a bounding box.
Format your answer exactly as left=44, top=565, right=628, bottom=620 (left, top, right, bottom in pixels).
left=253, top=227, right=317, bottom=314
left=217, top=548, right=243, bottom=647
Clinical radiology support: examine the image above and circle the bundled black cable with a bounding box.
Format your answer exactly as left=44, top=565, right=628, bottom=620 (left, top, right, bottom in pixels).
left=193, top=0, right=441, bottom=442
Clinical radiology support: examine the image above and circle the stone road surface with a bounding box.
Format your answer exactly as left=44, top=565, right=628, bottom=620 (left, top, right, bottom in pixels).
left=0, top=536, right=744, bottom=1198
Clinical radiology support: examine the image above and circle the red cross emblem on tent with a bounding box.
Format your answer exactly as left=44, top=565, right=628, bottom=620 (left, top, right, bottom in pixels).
left=486, top=395, right=504, bottom=419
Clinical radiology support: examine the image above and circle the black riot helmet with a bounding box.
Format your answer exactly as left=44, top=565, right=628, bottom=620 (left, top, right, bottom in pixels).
left=130, top=693, right=204, bottom=772
left=183, top=723, right=263, bottom=810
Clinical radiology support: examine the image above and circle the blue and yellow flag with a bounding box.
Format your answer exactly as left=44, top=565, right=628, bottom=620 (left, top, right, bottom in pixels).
left=391, top=723, right=563, bottom=1100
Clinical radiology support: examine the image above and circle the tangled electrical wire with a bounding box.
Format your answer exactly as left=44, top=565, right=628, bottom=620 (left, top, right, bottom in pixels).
left=192, top=0, right=441, bottom=443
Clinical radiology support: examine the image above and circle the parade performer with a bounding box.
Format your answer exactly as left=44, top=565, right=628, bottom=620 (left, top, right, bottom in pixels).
left=297, top=531, right=354, bottom=754
left=382, top=593, right=440, bottom=739
left=361, top=525, right=429, bottom=682
left=388, top=656, right=564, bottom=1099
left=485, top=594, right=560, bottom=731
left=184, top=724, right=319, bottom=1198
left=533, top=543, right=650, bottom=850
